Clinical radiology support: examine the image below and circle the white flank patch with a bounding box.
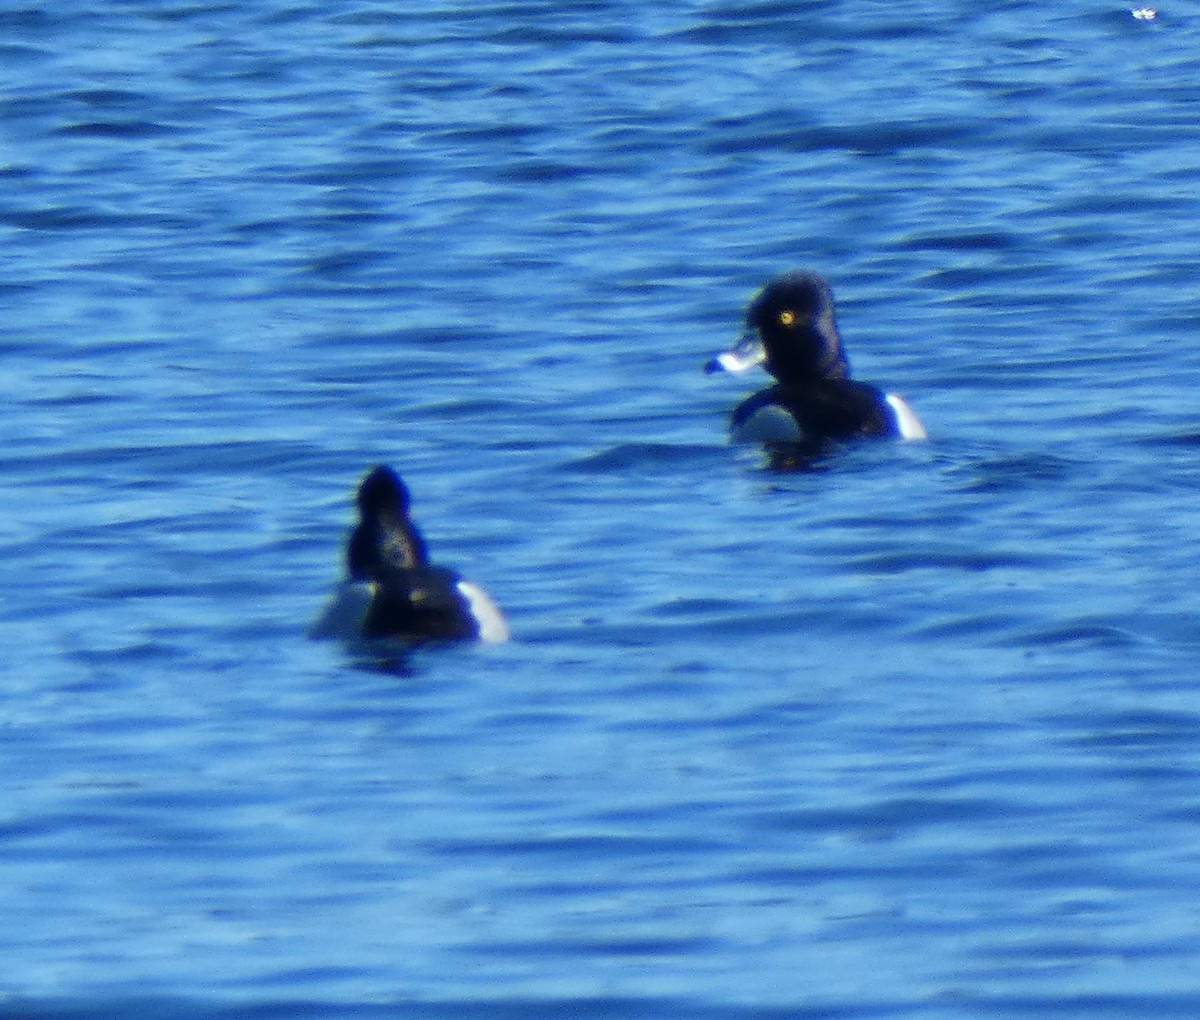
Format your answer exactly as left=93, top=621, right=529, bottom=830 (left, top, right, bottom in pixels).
left=885, top=393, right=928, bottom=441
left=309, top=581, right=374, bottom=640
left=731, top=404, right=806, bottom=444
left=457, top=580, right=511, bottom=644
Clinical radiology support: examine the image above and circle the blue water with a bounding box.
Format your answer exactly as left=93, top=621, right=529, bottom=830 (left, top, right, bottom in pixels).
left=5, top=1, right=1200, bottom=1016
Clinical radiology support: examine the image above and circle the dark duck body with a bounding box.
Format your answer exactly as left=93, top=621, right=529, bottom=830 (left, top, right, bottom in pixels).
left=705, top=270, right=926, bottom=451
left=312, top=465, right=508, bottom=645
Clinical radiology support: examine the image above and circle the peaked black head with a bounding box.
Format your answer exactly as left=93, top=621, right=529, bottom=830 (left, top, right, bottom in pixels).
left=746, top=270, right=851, bottom=382
left=356, top=464, right=411, bottom=518
left=347, top=465, right=429, bottom=580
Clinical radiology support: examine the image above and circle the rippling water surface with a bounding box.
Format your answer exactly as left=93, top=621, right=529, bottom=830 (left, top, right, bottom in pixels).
left=5, top=1, right=1200, bottom=1017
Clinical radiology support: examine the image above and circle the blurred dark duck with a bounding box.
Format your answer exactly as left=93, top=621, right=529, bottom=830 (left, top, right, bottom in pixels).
left=705, top=270, right=926, bottom=448
left=311, top=465, right=508, bottom=644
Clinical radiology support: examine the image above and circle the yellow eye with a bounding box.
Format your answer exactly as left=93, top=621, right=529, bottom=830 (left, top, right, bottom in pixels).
left=779, top=309, right=796, bottom=327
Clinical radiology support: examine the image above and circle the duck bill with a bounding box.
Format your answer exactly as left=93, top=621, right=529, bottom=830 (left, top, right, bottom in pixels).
left=704, top=332, right=766, bottom=374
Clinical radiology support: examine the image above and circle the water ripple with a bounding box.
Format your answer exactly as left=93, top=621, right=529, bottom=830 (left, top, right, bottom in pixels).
left=5, top=0, right=1200, bottom=1014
